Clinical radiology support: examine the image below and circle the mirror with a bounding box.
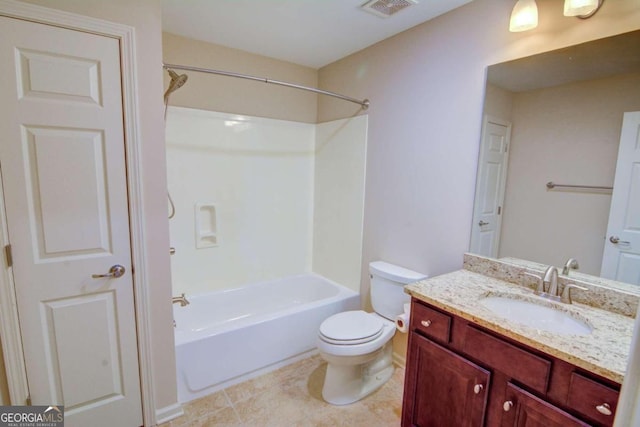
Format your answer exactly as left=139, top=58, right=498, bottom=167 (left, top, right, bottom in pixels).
left=470, top=30, right=640, bottom=285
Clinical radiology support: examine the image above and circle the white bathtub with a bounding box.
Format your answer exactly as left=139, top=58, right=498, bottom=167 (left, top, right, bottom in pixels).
left=173, top=273, right=360, bottom=402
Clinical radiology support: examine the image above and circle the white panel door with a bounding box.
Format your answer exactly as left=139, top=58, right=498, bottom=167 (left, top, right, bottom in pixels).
left=601, top=112, right=640, bottom=285
left=470, top=116, right=511, bottom=258
left=0, top=16, right=142, bottom=426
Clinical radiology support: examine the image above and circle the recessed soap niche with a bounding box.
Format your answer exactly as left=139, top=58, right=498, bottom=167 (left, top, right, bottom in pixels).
left=195, top=203, right=218, bottom=248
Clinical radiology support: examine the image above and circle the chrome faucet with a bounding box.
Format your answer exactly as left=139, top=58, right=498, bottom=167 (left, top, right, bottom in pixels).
left=172, top=293, right=190, bottom=307
left=562, top=258, right=579, bottom=276
left=542, top=266, right=560, bottom=301
left=527, top=266, right=588, bottom=304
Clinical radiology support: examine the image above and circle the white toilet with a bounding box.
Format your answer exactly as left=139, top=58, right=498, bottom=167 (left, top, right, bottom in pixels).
left=316, top=261, right=427, bottom=405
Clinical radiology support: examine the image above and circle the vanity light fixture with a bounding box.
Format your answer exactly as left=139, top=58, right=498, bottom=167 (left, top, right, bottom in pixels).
left=563, top=0, right=604, bottom=19
left=509, top=0, right=538, bottom=32
left=510, top=0, right=604, bottom=33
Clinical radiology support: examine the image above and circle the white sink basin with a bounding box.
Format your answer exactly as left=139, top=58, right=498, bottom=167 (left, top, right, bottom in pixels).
left=480, top=296, right=593, bottom=336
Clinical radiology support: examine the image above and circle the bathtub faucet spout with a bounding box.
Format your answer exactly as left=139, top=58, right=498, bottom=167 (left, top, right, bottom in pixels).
left=172, top=293, right=190, bottom=307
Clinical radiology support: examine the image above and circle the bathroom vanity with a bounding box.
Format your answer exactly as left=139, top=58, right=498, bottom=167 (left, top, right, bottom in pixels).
left=401, top=254, right=637, bottom=427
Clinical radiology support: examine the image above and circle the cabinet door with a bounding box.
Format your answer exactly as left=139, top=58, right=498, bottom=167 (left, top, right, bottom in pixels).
left=501, top=383, right=590, bottom=427
left=402, top=334, right=490, bottom=427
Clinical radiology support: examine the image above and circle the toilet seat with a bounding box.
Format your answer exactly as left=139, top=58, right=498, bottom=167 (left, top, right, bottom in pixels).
left=317, top=311, right=395, bottom=358
left=319, top=311, right=383, bottom=345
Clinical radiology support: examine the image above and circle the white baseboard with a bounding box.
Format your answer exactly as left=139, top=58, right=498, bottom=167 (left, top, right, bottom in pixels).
left=155, top=402, right=184, bottom=426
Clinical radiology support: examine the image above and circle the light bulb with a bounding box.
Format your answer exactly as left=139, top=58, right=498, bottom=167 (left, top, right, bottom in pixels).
left=564, top=0, right=599, bottom=17
left=509, top=0, right=538, bottom=32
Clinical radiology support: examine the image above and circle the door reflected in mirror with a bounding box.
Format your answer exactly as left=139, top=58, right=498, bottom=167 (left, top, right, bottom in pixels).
left=470, top=30, right=640, bottom=285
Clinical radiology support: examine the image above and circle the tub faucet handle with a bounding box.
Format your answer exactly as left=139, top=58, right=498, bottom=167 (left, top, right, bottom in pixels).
left=172, top=293, right=190, bottom=307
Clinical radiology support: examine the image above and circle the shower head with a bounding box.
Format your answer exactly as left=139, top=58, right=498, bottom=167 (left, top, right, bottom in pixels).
left=164, top=69, right=188, bottom=101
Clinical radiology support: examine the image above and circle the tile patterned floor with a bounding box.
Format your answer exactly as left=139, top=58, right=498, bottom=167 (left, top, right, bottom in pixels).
left=161, top=355, right=404, bottom=427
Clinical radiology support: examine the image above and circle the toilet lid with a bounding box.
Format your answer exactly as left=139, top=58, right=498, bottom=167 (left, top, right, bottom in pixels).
left=319, top=311, right=384, bottom=345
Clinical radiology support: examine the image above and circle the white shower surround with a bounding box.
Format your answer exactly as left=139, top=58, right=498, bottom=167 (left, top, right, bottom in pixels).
left=165, top=107, right=368, bottom=294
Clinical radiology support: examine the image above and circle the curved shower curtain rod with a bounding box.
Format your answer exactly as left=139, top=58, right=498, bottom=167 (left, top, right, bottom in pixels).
left=162, top=63, right=370, bottom=110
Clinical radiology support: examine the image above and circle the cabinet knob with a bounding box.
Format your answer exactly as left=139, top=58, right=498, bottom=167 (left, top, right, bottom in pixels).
left=421, top=320, right=432, bottom=328
left=503, top=401, right=513, bottom=412
left=596, top=403, right=612, bottom=416
left=473, top=384, right=483, bottom=394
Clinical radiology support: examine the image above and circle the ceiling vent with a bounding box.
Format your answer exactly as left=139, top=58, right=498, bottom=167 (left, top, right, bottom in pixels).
left=360, top=0, right=418, bottom=18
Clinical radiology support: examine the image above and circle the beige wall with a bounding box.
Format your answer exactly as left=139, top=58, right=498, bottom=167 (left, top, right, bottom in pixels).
left=14, top=0, right=178, bottom=416
left=483, top=83, right=514, bottom=122
left=499, top=73, right=640, bottom=275
left=163, top=32, right=318, bottom=123
left=317, top=0, right=640, bottom=358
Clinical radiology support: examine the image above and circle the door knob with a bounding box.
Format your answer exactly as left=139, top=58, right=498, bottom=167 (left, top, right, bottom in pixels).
left=92, top=265, right=126, bottom=279
left=503, top=401, right=513, bottom=412
left=609, top=236, right=630, bottom=244
left=473, top=384, right=483, bottom=394
left=478, top=220, right=489, bottom=226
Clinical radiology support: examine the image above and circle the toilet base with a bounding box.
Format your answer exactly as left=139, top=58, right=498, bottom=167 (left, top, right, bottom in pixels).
left=321, top=342, right=394, bottom=405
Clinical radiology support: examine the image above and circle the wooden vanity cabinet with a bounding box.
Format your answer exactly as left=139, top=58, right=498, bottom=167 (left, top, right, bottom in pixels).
left=404, top=333, right=490, bottom=426
left=502, top=383, right=590, bottom=426
left=402, top=299, right=620, bottom=427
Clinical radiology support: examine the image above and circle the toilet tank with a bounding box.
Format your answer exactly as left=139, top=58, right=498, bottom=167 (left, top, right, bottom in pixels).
left=369, top=261, right=427, bottom=321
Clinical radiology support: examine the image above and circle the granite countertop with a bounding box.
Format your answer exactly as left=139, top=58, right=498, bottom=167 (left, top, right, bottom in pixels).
left=405, top=269, right=634, bottom=384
